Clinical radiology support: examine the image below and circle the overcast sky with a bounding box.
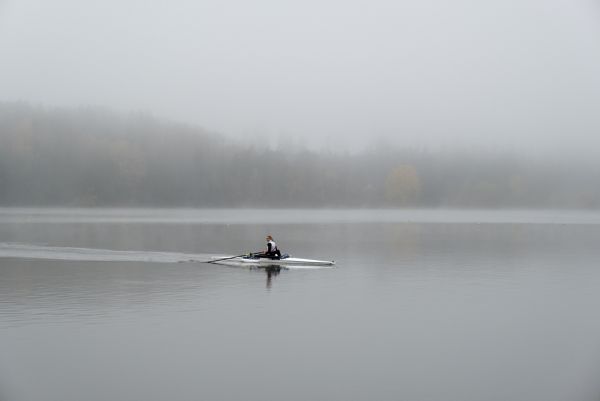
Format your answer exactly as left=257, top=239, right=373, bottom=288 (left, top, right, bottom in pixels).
left=1, top=0, right=599, bottom=154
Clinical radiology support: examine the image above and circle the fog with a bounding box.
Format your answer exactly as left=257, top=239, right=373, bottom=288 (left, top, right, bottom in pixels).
left=4, top=4, right=600, bottom=400
left=1, top=0, right=600, bottom=154
left=2, top=103, right=600, bottom=208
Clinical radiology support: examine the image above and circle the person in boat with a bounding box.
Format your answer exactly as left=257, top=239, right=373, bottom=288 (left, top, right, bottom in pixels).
left=257, top=235, right=281, bottom=259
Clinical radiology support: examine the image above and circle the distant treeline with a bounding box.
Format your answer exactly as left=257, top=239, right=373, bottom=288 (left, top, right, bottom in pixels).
left=1, top=102, right=599, bottom=208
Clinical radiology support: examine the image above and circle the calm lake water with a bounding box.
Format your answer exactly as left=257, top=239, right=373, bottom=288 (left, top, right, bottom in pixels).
left=1, top=208, right=600, bottom=401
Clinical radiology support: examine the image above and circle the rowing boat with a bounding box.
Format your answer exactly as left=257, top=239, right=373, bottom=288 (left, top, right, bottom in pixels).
left=211, top=253, right=335, bottom=267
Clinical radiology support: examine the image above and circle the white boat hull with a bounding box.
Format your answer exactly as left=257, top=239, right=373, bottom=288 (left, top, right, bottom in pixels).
left=211, top=255, right=335, bottom=267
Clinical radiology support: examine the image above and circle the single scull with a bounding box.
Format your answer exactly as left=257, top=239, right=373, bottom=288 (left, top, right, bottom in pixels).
left=210, top=253, right=335, bottom=267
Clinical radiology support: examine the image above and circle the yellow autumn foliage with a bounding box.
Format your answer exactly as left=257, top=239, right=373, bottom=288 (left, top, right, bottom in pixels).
left=384, top=165, right=421, bottom=206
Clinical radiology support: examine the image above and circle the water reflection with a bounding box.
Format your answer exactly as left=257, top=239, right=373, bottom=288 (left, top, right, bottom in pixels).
left=250, top=265, right=283, bottom=289
left=265, top=265, right=281, bottom=289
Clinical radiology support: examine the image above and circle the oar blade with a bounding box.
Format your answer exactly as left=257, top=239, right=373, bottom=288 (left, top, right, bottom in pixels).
left=207, top=252, right=253, bottom=264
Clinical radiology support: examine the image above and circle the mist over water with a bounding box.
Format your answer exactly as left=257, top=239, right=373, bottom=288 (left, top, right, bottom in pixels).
left=2, top=1, right=600, bottom=400
left=2, top=104, right=600, bottom=208
left=2, top=0, right=600, bottom=207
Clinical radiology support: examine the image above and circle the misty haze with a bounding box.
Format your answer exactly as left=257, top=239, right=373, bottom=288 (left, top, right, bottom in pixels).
left=2, top=1, right=600, bottom=401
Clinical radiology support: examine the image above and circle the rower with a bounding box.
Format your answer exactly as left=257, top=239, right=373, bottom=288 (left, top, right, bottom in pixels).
left=262, top=235, right=281, bottom=259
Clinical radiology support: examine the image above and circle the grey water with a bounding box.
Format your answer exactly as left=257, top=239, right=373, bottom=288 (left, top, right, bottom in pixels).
left=1, top=208, right=600, bottom=401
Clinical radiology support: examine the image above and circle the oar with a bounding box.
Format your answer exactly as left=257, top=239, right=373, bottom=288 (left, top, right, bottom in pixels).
left=207, top=252, right=254, bottom=264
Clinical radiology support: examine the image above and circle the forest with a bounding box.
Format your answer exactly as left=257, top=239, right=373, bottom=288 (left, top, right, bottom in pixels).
left=1, top=102, right=599, bottom=208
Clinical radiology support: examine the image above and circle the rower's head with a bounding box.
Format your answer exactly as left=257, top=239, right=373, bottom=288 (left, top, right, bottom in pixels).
left=266, top=235, right=273, bottom=241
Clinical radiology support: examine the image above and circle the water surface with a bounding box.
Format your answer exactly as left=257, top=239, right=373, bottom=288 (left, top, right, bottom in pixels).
left=1, top=208, right=600, bottom=401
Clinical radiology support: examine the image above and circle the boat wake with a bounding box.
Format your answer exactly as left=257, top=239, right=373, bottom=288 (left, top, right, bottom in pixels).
left=0, top=242, right=211, bottom=264
left=0, top=243, right=335, bottom=269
